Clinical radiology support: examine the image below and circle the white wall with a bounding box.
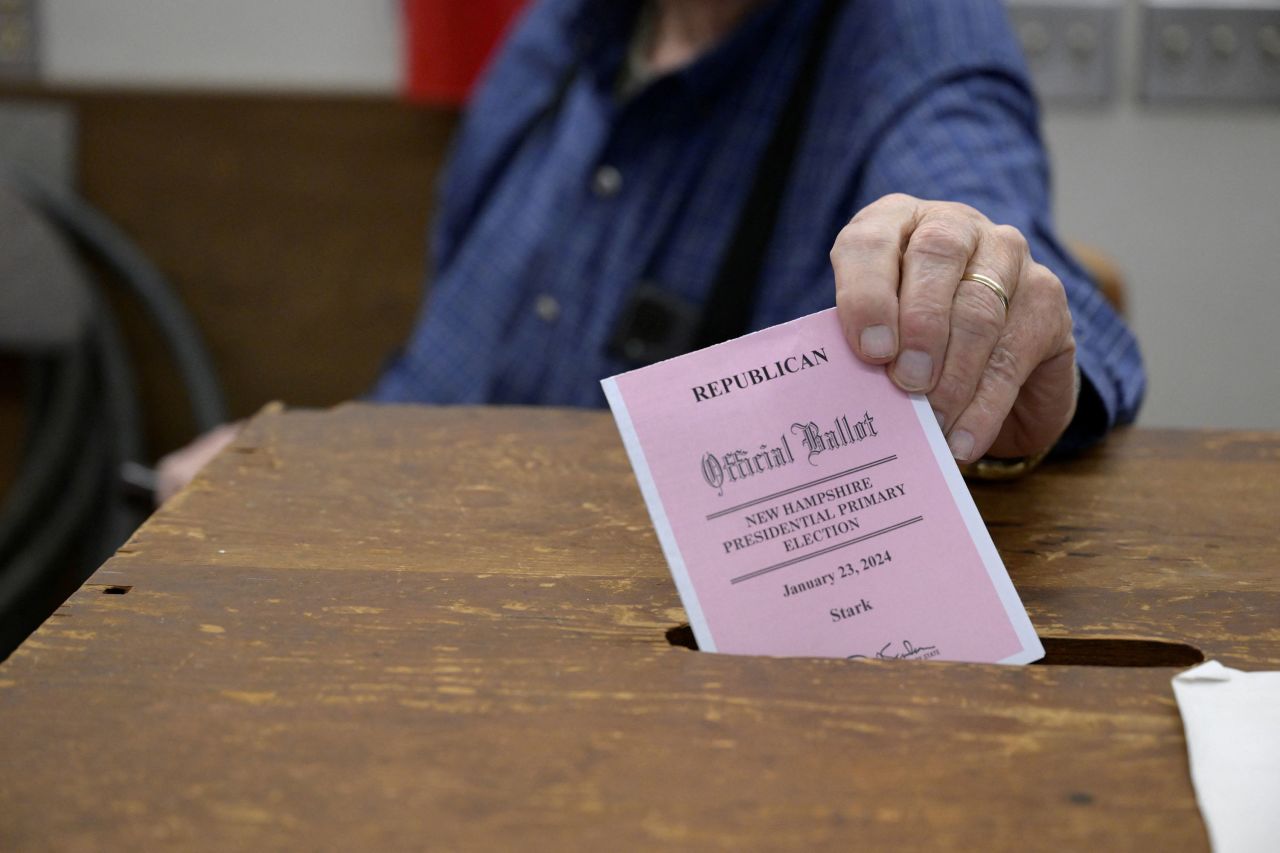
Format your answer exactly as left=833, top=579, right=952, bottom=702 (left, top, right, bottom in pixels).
left=41, top=0, right=401, bottom=91
left=31, top=0, right=1280, bottom=428
left=1040, top=2, right=1280, bottom=430
left=1046, top=109, right=1280, bottom=430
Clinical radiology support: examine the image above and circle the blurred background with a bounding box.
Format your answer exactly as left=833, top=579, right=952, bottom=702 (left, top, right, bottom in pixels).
left=0, top=0, right=1277, bottom=653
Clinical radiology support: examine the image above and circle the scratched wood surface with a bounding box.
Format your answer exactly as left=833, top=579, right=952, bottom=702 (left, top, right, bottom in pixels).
left=3, top=406, right=1278, bottom=851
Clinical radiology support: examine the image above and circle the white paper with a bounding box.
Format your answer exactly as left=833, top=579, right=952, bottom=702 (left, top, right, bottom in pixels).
left=1172, top=661, right=1280, bottom=853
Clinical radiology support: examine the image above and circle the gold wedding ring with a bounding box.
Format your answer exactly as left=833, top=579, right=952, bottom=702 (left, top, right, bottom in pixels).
left=961, top=273, right=1010, bottom=314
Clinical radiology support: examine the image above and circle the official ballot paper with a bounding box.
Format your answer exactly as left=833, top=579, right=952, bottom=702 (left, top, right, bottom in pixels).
left=602, top=308, right=1044, bottom=664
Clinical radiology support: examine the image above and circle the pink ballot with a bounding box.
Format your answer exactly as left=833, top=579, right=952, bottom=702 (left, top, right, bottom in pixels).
left=602, top=308, right=1044, bottom=664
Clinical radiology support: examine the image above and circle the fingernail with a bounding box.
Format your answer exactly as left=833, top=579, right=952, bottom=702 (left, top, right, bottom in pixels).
left=893, top=350, right=933, bottom=390
left=859, top=325, right=894, bottom=359
left=948, top=429, right=975, bottom=462
left=933, top=409, right=946, bottom=431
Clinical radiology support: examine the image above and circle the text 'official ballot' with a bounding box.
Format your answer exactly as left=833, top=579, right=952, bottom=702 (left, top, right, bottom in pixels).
left=602, top=308, right=1044, bottom=664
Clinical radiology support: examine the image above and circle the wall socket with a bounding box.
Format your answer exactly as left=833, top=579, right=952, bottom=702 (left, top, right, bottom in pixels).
left=1141, top=1, right=1280, bottom=104
left=1008, top=1, right=1123, bottom=104
left=0, top=0, right=38, bottom=80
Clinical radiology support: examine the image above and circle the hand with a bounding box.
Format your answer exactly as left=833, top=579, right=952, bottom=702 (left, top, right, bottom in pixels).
left=154, top=422, right=242, bottom=505
left=831, top=194, right=1078, bottom=462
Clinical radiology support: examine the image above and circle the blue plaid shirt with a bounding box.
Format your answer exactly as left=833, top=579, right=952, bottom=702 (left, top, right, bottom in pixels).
left=371, top=0, right=1144, bottom=450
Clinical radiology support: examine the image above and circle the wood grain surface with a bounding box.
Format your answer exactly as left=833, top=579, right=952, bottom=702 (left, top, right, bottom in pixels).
left=3, top=405, right=1278, bottom=851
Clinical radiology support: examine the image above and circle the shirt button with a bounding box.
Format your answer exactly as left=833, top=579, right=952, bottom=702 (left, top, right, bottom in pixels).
left=534, top=294, right=561, bottom=323
left=591, top=164, right=623, bottom=198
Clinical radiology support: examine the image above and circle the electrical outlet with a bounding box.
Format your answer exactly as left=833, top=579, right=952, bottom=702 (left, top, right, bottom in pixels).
left=0, top=0, right=38, bottom=80
left=1141, top=1, right=1280, bottom=104
left=1007, top=1, right=1122, bottom=105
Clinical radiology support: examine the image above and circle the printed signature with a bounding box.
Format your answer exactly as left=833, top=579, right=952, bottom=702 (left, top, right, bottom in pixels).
left=848, top=640, right=940, bottom=661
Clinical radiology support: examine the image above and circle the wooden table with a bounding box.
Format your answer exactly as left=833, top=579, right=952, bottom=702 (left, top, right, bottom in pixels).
left=3, top=405, right=1277, bottom=850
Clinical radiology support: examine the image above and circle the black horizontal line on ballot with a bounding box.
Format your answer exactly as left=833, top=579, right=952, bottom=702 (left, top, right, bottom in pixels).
left=729, top=515, right=924, bottom=585
left=705, top=455, right=897, bottom=521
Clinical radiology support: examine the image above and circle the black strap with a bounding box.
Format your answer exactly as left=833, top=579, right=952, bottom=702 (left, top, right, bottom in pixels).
left=694, top=0, right=842, bottom=349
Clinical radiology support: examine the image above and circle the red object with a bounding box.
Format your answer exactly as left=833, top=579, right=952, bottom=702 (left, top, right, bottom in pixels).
left=403, top=0, right=529, bottom=105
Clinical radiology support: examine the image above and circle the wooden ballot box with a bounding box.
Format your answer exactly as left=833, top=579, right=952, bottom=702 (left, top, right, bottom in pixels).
left=2, top=405, right=1277, bottom=850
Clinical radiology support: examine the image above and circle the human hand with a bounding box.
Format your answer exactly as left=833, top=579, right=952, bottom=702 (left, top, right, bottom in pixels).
left=154, top=421, right=242, bottom=505
left=831, top=194, right=1078, bottom=462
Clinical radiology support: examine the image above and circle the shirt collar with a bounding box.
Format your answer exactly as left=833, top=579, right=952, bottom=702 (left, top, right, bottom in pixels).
left=566, top=0, right=808, bottom=104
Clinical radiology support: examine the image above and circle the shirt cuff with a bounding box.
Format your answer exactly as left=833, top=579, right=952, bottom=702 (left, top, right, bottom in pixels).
left=1052, top=347, right=1115, bottom=456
